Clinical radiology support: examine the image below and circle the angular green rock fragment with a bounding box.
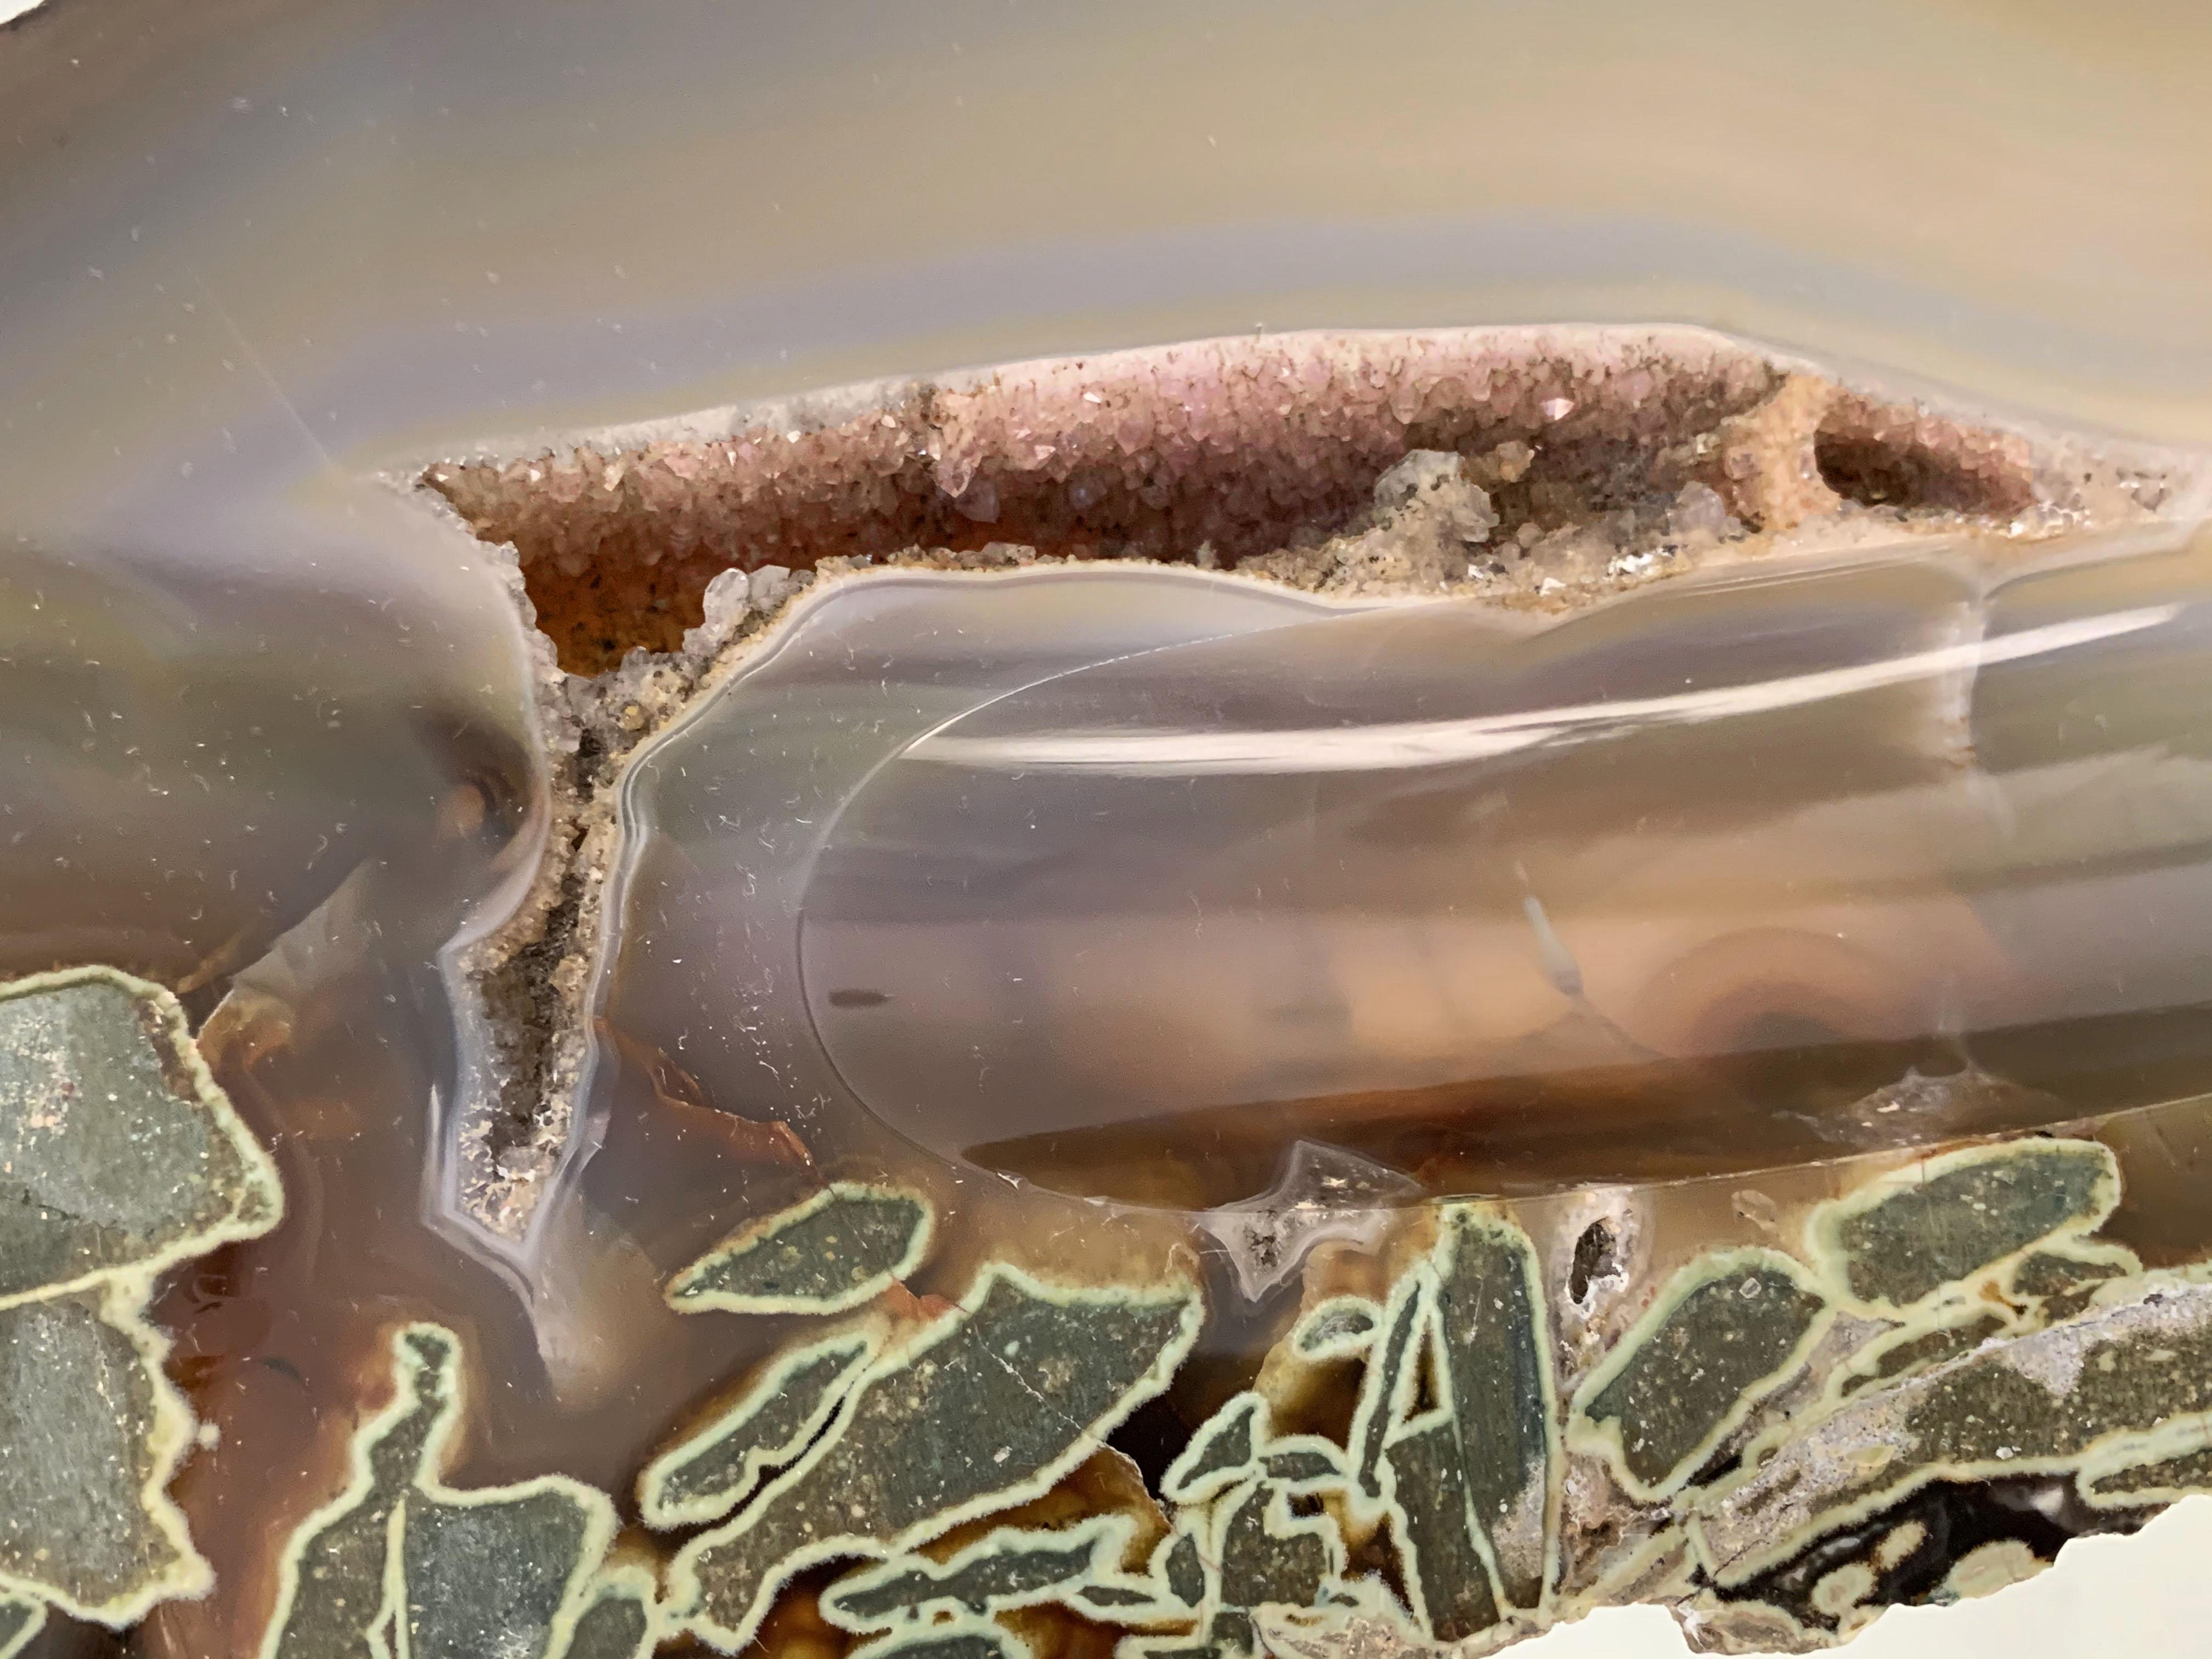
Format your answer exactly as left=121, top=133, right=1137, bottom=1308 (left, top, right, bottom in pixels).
left=258, top=1324, right=616, bottom=1659
left=637, top=1330, right=875, bottom=1528
left=554, top=1566, right=661, bottom=1659
left=667, top=1182, right=934, bottom=1316
left=1291, top=1296, right=1378, bottom=1359
left=1426, top=1208, right=1555, bottom=1608
left=1258, top=1443, right=1344, bottom=1489
left=1345, top=1273, right=1426, bottom=1523
left=0, top=967, right=283, bottom=1310
left=1835, top=1307, right=2013, bottom=1400
left=1694, top=1278, right=2212, bottom=1584
left=1808, top=1139, right=2118, bottom=1314
left=850, top=1612, right=1034, bottom=1659
left=0, top=1289, right=207, bottom=1625
left=1160, top=1527, right=1207, bottom=1606
left=0, top=1598, right=42, bottom=1659
left=1380, top=1416, right=1502, bottom=1642
left=402, top=1479, right=612, bottom=1659
left=2007, top=1240, right=2141, bottom=1323
left=670, top=1264, right=1201, bottom=1651
left=1163, top=1393, right=1261, bottom=1505
left=1571, top=1248, right=1829, bottom=1500
left=823, top=1515, right=1129, bottom=1630
left=1215, top=1479, right=1337, bottom=1615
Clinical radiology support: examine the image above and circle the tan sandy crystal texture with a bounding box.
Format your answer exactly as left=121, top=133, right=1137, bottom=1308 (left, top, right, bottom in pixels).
left=409, top=325, right=2211, bottom=1243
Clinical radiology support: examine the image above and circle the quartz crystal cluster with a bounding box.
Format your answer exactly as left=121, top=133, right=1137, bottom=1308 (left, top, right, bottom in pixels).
left=8, top=328, right=2212, bottom=1658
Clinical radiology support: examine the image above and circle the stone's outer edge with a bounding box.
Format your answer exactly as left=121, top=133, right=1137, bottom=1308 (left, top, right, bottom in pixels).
left=1825, top=1304, right=2017, bottom=1404
left=258, top=1322, right=619, bottom=1659
left=1343, top=1268, right=1431, bottom=1531
left=1161, top=1393, right=1265, bottom=1507
left=1566, top=1246, right=1833, bottom=1504
left=667, top=1263, right=1205, bottom=1655
left=1803, top=1137, right=2120, bottom=1317
left=549, top=1564, right=663, bottom=1659
left=849, top=1610, right=1038, bottom=1659
left=0, top=964, right=287, bottom=1314
left=635, top=1327, right=878, bottom=1530
left=665, top=1181, right=935, bottom=1317
left=821, top=1512, right=1135, bottom=1632
left=1685, top=1276, right=2212, bottom=1587
left=0, top=1282, right=214, bottom=1628
left=1427, top=1207, right=1559, bottom=1612
left=0, top=1598, right=44, bottom=1659
left=1290, top=1295, right=1380, bottom=1361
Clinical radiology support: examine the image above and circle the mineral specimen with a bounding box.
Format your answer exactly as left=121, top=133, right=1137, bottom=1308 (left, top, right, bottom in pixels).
left=8, top=316, right=2212, bottom=1659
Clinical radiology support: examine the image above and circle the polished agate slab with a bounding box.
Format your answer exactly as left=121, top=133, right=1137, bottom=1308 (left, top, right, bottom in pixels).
left=6, top=324, right=2212, bottom=1659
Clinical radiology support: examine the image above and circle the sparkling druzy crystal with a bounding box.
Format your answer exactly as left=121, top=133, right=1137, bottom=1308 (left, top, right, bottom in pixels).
left=10, top=326, right=2212, bottom=1659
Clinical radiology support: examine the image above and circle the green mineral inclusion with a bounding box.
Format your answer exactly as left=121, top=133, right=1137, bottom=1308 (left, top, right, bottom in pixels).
left=667, top=1182, right=935, bottom=1315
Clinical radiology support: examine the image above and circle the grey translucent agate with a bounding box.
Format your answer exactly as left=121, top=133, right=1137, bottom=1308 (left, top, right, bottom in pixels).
left=752, top=536, right=2212, bottom=1170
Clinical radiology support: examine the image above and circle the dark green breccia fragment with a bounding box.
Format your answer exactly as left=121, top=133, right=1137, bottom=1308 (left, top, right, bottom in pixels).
left=1381, top=1418, right=1502, bottom=1641
left=0, top=1291, right=205, bottom=1624
left=1292, top=1296, right=1378, bottom=1358
left=1809, top=1139, right=2117, bottom=1313
left=667, top=1182, right=934, bottom=1316
left=1695, top=1278, right=2212, bottom=1584
left=1162, top=1528, right=1207, bottom=1606
left=258, top=1324, right=616, bottom=1659
left=0, top=967, right=283, bottom=1308
left=1427, top=1208, right=1555, bottom=1608
left=823, top=1516, right=1123, bottom=1629
left=1836, top=1308, right=2012, bottom=1398
left=2007, top=1242, right=2140, bottom=1323
left=0, top=1598, right=42, bottom=1659
left=1346, top=1273, right=1426, bottom=1520
left=1163, top=1393, right=1261, bottom=1504
left=1573, top=1249, right=1829, bottom=1500
left=1216, top=1479, right=1335, bottom=1614
left=401, top=1486, right=600, bottom=1659
left=637, top=1330, right=874, bottom=1528
left=672, top=1265, right=1201, bottom=1651
left=558, top=1569, right=658, bottom=1659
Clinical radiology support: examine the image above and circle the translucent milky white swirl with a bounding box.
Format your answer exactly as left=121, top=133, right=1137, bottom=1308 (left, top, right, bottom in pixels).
left=913, top=605, right=2182, bottom=776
